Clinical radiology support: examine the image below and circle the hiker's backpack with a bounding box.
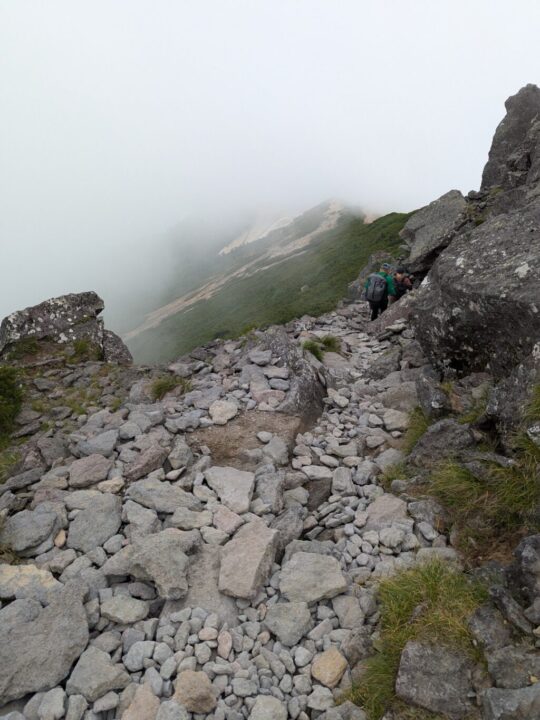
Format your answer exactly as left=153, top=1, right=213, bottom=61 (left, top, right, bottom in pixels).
left=365, top=273, right=387, bottom=302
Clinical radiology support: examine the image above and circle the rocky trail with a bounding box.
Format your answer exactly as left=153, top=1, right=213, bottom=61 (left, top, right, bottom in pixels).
left=0, top=296, right=464, bottom=720
left=2, top=82, right=540, bottom=720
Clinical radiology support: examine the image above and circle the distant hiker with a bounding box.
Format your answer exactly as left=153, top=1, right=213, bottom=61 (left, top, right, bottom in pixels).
left=364, top=263, right=396, bottom=321
left=393, top=267, right=413, bottom=300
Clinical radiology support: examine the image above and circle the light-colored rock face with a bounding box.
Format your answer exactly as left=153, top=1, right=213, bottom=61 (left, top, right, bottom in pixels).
left=121, top=682, right=160, bottom=720
left=102, top=528, right=193, bottom=600
left=204, top=466, right=255, bottom=513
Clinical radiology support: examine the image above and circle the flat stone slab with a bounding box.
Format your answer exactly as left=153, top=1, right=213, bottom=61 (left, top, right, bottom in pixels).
left=204, top=466, right=255, bottom=514
left=279, top=552, right=347, bottom=603
left=219, top=520, right=277, bottom=599
left=69, top=454, right=112, bottom=488
left=263, top=602, right=313, bottom=646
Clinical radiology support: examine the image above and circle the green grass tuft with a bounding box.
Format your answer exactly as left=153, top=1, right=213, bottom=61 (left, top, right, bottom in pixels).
left=524, top=384, right=540, bottom=424
left=302, top=340, right=324, bottom=362
left=151, top=375, right=191, bottom=400
left=0, top=448, right=20, bottom=485
left=402, top=407, right=430, bottom=454
left=67, top=339, right=103, bottom=363
left=0, top=366, right=24, bottom=438
left=6, top=337, right=40, bottom=360
left=320, top=334, right=341, bottom=353
left=348, top=560, right=486, bottom=720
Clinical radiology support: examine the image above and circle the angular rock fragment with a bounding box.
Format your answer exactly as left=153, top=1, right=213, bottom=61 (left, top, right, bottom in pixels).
left=279, top=552, right=347, bottom=603
left=0, top=581, right=89, bottom=703
left=219, top=520, right=277, bottom=599
left=204, top=466, right=255, bottom=514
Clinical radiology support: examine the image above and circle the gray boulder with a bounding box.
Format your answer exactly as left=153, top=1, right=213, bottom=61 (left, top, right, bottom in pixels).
left=416, top=365, right=451, bottom=419
left=68, top=454, right=112, bottom=489
left=260, top=326, right=325, bottom=420
left=0, top=581, right=89, bottom=702
left=0, top=504, right=64, bottom=556
left=219, top=520, right=277, bottom=599
left=102, top=528, right=197, bottom=599
left=66, top=646, right=130, bottom=702
left=279, top=552, right=347, bottom=602
left=507, top=534, right=540, bottom=606
left=263, top=602, right=313, bottom=646
left=66, top=494, right=121, bottom=553
left=412, top=195, right=540, bottom=380
left=483, top=684, right=540, bottom=720
left=487, top=645, right=540, bottom=689
left=400, top=189, right=467, bottom=273
left=395, top=641, right=475, bottom=719
left=0, top=291, right=132, bottom=363
left=409, top=419, right=474, bottom=468
left=204, top=466, right=255, bottom=514
left=481, top=84, right=540, bottom=191
left=125, top=445, right=168, bottom=481
left=125, top=477, right=201, bottom=513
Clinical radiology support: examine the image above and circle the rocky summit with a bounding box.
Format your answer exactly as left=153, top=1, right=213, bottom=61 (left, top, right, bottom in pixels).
left=1, top=85, right=540, bottom=720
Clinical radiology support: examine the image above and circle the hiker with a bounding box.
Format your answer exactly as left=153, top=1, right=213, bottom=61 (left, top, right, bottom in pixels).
left=393, top=267, right=413, bottom=300
left=364, top=263, right=396, bottom=321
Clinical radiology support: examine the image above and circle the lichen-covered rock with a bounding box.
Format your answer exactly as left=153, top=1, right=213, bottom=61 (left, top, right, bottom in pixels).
left=413, top=197, right=540, bottom=379
left=0, top=291, right=132, bottom=364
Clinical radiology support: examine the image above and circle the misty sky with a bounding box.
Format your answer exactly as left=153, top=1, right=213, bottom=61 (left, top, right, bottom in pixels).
left=2, top=1, right=540, bottom=325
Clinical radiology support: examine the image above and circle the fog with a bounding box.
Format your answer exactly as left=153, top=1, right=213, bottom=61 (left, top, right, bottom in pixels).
left=2, top=0, right=540, bottom=327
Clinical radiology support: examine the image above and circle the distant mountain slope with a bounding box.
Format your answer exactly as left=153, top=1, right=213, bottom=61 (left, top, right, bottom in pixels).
left=126, top=209, right=411, bottom=363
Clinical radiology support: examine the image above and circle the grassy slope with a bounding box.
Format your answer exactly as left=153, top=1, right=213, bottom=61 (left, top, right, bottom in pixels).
left=128, top=211, right=411, bottom=363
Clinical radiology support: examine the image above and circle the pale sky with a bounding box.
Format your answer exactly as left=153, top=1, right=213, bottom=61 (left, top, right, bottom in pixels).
left=1, top=1, right=540, bottom=324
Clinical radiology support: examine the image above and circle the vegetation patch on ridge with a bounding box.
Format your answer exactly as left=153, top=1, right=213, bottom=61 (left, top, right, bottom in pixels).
left=0, top=366, right=23, bottom=440
left=348, top=560, right=486, bottom=720
left=128, top=211, right=411, bottom=363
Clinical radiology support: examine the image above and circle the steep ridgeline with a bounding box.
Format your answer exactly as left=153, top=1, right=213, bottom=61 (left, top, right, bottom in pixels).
left=0, top=83, right=540, bottom=720
left=124, top=205, right=410, bottom=364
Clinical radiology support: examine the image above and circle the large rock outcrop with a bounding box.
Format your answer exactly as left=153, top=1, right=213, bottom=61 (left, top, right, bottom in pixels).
left=412, top=85, right=540, bottom=390
left=399, top=190, right=467, bottom=274
left=0, top=291, right=132, bottom=364
left=481, top=83, right=540, bottom=192
left=412, top=200, right=540, bottom=378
